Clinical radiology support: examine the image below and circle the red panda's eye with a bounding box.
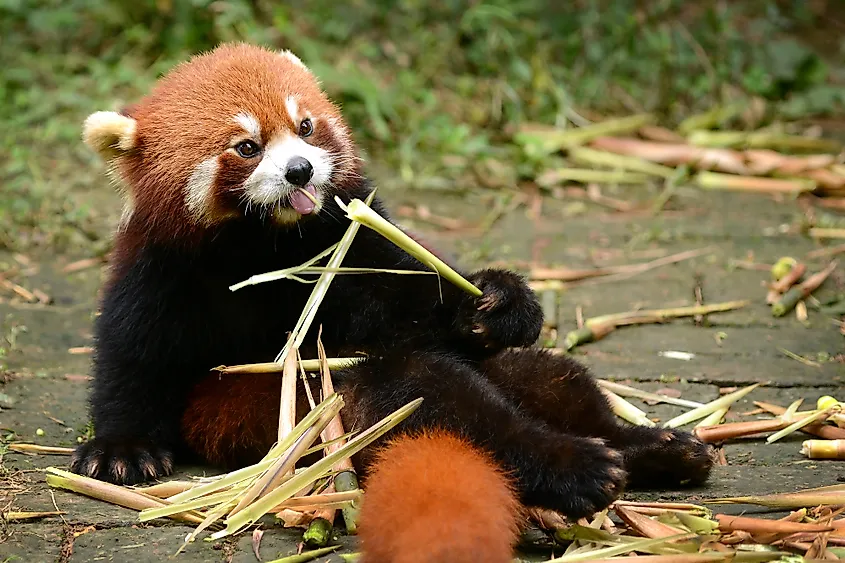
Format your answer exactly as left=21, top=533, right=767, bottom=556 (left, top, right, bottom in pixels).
left=235, top=140, right=261, bottom=158
left=299, top=118, right=313, bottom=138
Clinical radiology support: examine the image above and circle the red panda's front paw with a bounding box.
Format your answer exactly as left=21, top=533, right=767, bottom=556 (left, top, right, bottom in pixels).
left=463, top=269, right=542, bottom=349
left=71, top=437, right=174, bottom=485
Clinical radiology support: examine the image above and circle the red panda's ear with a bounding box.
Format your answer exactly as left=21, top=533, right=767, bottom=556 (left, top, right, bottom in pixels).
left=82, top=111, right=137, bottom=160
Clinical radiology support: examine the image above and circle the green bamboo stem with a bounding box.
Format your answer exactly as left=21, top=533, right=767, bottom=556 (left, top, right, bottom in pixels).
left=537, top=167, right=652, bottom=187
left=340, top=197, right=481, bottom=297
left=587, top=300, right=750, bottom=327
left=567, top=147, right=676, bottom=178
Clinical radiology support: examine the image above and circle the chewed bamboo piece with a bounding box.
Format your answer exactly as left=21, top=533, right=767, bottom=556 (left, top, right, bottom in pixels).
left=214, top=358, right=363, bottom=375
left=338, top=197, right=481, bottom=297
left=802, top=439, right=845, bottom=459
left=771, top=261, right=837, bottom=317
left=709, top=484, right=845, bottom=508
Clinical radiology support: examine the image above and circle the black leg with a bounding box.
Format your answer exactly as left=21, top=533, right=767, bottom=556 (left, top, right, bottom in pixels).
left=480, top=348, right=714, bottom=489
left=336, top=351, right=626, bottom=519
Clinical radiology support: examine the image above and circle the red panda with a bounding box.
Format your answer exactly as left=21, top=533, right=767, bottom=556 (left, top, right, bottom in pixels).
left=73, top=43, right=714, bottom=562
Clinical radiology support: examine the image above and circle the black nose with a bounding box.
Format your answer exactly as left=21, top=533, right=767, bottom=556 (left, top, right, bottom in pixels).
left=285, top=156, right=314, bottom=186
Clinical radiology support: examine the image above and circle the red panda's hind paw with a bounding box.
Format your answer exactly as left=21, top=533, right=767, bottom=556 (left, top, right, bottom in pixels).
left=528, top=436, right=626, bottom=520
left=71, top=437, right=174, bottom=485
left=625, top=430, right=715, bottom=489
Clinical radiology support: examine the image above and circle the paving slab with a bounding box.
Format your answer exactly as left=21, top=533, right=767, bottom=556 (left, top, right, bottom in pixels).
left=1, top=185, right=843, bottom=561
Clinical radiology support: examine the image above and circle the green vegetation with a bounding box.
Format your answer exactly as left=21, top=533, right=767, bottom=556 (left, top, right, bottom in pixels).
left=1, top=0, right=843, bottom=252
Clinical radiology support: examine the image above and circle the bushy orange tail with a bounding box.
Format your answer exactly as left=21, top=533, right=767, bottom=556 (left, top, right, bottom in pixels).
left=357, top=430, right=522, bottom=563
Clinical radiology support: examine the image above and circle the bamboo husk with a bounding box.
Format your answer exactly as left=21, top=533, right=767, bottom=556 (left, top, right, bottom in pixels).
left=614, top=505, right=687, bottom=539
left=547, top=533, right=695, bottom=562
left=715, top=514, right=834, bottom=534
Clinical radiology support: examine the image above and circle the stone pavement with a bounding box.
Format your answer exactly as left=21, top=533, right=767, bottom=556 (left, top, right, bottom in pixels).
left=1, top=188, right=843, bottom=562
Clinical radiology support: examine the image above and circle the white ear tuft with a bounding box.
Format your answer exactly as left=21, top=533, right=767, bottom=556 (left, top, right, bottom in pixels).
left=279, top=49, right=308, bottom=71
left=82, top=111, right=137, bottom=158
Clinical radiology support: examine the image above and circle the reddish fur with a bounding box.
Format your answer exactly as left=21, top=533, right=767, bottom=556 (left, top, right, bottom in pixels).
left=109, top=43, right=356, bottom=247
left=181, top=373, right=284, bottom=468
left=357, top=431, right=522, bottom=563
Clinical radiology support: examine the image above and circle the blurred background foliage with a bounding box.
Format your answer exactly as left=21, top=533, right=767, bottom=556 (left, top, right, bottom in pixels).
left=0, top=0, right=843, bottom=251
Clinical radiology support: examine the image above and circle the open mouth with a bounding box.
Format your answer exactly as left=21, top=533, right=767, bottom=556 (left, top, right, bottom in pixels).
left=289, top=183, right=319, bottom=215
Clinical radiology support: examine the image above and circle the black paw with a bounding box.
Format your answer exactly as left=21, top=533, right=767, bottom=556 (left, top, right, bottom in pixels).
left=531, top=437, right=627, bottom=520
left=624, top=430, right=714, bottom=489
left=70, top=437, right=174, bottom=485
left=462, top=269, right=542, bottom=349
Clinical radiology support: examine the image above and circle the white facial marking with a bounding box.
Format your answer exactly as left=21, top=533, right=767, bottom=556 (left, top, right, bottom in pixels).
left=233, top=112, right=261, bottom=140
left=279, top=50, right=307, bottom=70
left=185, top=157, right=219, bottom=219
left=285, top=96, right=299, bottom=124
left=243, top=134, right=332, bottom=209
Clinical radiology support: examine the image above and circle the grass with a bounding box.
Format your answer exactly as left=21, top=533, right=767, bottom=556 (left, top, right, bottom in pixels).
left=1, top=0, right=843, bottom=253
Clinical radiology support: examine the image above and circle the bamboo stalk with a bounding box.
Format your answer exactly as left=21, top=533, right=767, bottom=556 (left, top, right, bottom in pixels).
left=694, top=171, right=816, bottom=194
left=688, top=130, right=842, bottom=153
left=213, top=358, right=362, bottom=375
left=537, top=167, right=653, bottom=187
left=8, top=443, right=73, bottom=455
left=589, top=136, right=749, bottom=175
left=587, top=300, right=750, bottom=327
left=695, top=407, right=729, bottom=429
left=275, top=190, right=378, bottom=363
left=546, top=533, right=695, bottom=562
left=810, top=228, right=845, bottom=239
left=567, top=146, right=676, bottom=178
left=516, top=114, right=656, bottom=155
left=678, top=104, right=744, bottom=135
left=709, top=485, right=845, bottom=508
left=530, top=247, right=713, bottom=282
left=45, top=467, right=207, bottom=525
left=693, top=419, right=787, bottom=443
left=340, top=197, right=481, bottom=297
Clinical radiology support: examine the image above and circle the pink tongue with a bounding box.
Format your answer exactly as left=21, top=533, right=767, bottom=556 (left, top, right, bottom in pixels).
left=290, top=184, right=318, bottom=214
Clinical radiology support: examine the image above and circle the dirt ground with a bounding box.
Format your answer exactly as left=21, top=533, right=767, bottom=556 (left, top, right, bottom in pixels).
left=0, top=184, right=843, bottom=562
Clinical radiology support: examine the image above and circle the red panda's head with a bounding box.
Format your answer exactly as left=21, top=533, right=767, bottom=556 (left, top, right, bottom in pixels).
left=83, top=43, right=360, bottom=236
